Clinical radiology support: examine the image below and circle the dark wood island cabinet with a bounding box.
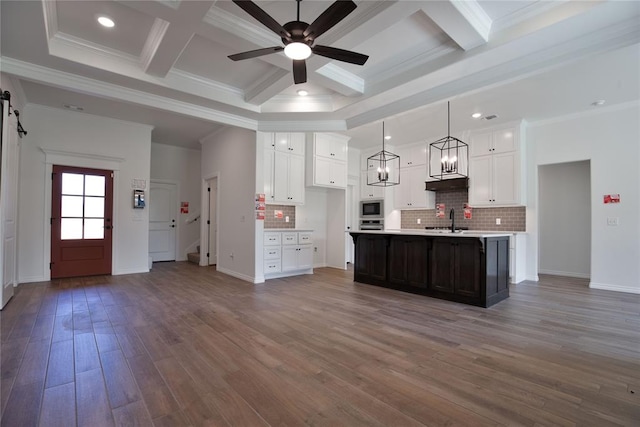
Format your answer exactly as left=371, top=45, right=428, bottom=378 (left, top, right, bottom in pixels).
left=350, top=231, right=510, bottom=307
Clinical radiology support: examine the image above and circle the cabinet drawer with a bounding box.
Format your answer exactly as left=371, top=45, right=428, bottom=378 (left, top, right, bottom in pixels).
left=264, top=247, right=281, bottom=260
left=264, top=232, right=281, bottom=246
left=282, top=232, right=297, bottom=245
left=264, top=260, right=281, bottom=274
left=298, top=232, right=313, bottom=244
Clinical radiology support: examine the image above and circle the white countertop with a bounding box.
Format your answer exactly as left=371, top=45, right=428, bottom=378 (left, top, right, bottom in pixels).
left=265, top=228, right=314, bottom=232
left=349, top=229, right=513, bottom=238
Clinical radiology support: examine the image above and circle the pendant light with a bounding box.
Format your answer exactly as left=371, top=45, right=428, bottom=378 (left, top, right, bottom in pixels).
left=367, top=122, right=400, bottom=187
left=429, top=101, right=469, bottom=180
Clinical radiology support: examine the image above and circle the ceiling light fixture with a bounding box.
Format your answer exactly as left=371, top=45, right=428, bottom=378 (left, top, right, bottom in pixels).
left=284, top=42, right=311, bottom=60
left=367, top=122, right=400, bottom=187
left=296, top=89, right=308, bottom=96
left=471, top=112, right=482, bottom=119
left=591, top=99, right=606, bottom=107
left=384, top=135, right=391, bottom=140
left=97, top=16, right=115, bottom=28
left=429, top=101, right=469, bottom=180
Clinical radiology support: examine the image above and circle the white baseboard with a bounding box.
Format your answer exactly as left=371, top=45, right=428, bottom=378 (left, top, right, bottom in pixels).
left=539, top=269, right=590, bottom=279
left=115, top=268, right=149, bottom=275
left=525, top=275, right=539, bottom=282
left=590, top=282, right=640, bottom=294
left=216, top=266, right=255, bottom=284
left=18, top=275, right=48, bottom=284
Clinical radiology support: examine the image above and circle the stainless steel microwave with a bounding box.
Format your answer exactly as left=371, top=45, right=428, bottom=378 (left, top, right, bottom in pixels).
left=360, top=200, right=384, bottom=219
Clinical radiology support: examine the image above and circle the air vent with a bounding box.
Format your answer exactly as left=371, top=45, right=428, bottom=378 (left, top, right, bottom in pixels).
left=482, top=114, right=498, bottom=120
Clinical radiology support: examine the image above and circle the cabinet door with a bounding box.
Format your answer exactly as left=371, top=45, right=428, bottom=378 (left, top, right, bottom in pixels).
left=273, top=151, right=290, bottom=203
left=470, top=131, right=493, bottom=157
left=315, top=156, right=333, bottom=186
left=288, top=133, right=306, bottom=155
left=394, top=173, right=412, bottom=208
left=264, top=149, right=275, bottom=202
left=331, top=161, right=347, bottom=188
left=281, top=246, right=298, bottom=271
left=361, top=171, right=385, bottom=199
left=288, top=154, right=305, bottom=203
left=469, top=156, right=492, bottom=206
left=298, top=246, right=313, bottom=269
left=389, top=237, right=428, bottom=288
left=492, top=128, right=516, bottom=154
left=454, top=240, right=481, bottom=298
left=354, top=235, right=387, bottom=282
left=260, top=132, right=275, bottom=150
left=492, top=152, right=517, bottom=204
left=408, top=167, right=430, bottom=208
left=398, top=144, right=427, bottom=168
left=274, top=133, right=290, bottom=153
left=430, top=239, right=455, bottom=293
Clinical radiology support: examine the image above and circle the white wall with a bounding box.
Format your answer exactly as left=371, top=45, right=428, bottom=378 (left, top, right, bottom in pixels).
left=18, top=104, right=152, bottom=282
left=526, top=103, right=640, bottom=293
left=539, top=161, right=591, bottom=278
left=150, top=143, right=201, bottom=260
left=201, top=127, right=257, bottom=282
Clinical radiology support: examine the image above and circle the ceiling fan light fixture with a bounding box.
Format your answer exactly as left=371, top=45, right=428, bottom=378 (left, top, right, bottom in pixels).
left=285, top=42, right=311, bottom=60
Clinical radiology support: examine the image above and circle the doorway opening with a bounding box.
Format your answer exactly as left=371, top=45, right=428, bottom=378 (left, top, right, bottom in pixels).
left=207, top=177, right=218, bottom=266
left=51, top=165, right=114, bottom=278
left=538, top=160, right=591, bottom=280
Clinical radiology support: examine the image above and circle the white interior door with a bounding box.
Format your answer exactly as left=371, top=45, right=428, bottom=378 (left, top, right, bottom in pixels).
left=149, top=182, right=177, bottom=262
left=208, top=178, right=217, bottom=265
left=0, top=100, right=18, bottom=309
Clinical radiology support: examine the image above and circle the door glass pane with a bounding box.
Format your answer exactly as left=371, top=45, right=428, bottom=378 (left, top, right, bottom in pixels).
left=62, top=173, right=84, bottom=195
left=61, top=196, right=84, bottom=217
left=84, top=197, right=104, bottom=218
left=61, top=218, right=83, bottom=240
left=85, top=175, right=105, bottom=196
left=84, top=219, right=104, bottom=239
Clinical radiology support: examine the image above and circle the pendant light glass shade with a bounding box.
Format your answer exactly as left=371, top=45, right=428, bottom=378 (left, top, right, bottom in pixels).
left=429, top=101, right=469, bottom=180
left=367, top=122, right=400, bottom=187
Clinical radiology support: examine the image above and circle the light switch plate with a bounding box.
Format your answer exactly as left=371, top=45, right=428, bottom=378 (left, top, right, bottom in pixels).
left=607, top=217, right=619, bottom=226
left=496, top=218, right=501, bottom=225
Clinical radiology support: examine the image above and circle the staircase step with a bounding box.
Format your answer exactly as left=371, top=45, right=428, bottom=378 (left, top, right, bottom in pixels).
left=187, top=252, right=200, bottom=264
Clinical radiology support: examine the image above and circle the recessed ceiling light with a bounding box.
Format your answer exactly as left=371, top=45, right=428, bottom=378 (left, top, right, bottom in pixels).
left=471, top=112, right=482, bottom=119
left=64, top=104, right=84, bottom=111
left=591, top=100, right=606, bottom=107
left=384, top=135, right=391, bottom=140
left=297, top=90, right=308, bottom=96
left=97, top=16, right=115, bottom=28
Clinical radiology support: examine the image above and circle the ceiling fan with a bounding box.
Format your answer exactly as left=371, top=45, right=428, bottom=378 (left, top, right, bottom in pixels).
left=228, top=0, right=369, bottom=84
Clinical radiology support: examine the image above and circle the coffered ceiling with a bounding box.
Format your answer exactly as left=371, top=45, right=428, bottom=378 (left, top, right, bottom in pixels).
left=1, top=1, right=639, bottom=149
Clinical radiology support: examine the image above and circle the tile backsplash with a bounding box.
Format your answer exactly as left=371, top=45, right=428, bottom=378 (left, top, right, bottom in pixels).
left=400, top=189, right=526, bottom=231
left=265, top=205, right=296, bottom=229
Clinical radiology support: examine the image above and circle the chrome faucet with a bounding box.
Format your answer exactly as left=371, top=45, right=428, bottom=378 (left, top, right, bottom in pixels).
left=450, top=208, right=455, bottom=233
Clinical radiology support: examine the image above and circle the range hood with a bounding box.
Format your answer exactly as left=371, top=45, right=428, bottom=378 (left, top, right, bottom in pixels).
left=425, top=177, right=468, bottom=192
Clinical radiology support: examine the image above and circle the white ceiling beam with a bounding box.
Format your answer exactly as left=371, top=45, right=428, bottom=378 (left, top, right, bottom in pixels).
left=141, top=0, right=215, bottom=78
left=421, top=0, right=492, bottom=51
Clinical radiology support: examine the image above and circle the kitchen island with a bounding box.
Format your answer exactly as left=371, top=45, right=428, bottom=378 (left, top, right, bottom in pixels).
left=349, top=230, right=510, bottom=307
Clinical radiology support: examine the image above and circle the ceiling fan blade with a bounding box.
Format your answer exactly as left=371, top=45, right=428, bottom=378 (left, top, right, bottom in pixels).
left=228, top=46, right=284, bottom=61
left=303, top=0, right=357, bottom=40
left=232, top=0, right=291, bottom=40
left=312, top=45, right=368, bottom=65
left=293, top=60, right=307, bottom=84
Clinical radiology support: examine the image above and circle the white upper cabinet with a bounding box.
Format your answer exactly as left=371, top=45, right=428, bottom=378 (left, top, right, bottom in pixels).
left=360, top=171, right=385, bottom=200
left=274, top=132, right=305, bottom=156
left=468, top=122, right=525, bottom=207
left=396, top=143, right=427, bottom=168
left=306, top=133, right=349, bottom=189
left=394, top=166, right=435, bottom=209
left=261, top=132, right=305, bottom=205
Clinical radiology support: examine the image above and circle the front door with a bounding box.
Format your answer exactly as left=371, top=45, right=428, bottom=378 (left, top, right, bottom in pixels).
left=51, top=165, right=113, bottom=278
left=149, top=181, right=177, bottom=262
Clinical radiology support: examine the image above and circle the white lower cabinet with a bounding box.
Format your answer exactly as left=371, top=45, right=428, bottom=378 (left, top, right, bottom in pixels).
left=264, top=230, right=313, bottom=279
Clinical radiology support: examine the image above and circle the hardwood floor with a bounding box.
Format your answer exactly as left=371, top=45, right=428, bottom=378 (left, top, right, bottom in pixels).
left=1, top=263, right=638, bottom=426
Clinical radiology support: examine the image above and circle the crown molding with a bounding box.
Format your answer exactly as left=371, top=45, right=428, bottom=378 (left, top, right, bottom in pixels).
left=490, top=1, right=568, bottom=35
left=140, top=18, right=171, bottom=72
left=204, top=5, right=280, bottom=48
left=257, top=120, right=347, bottom=133
left=41, top=0, right=58, bottom=41
left=451, top=0, right=492, bottom=42
left=528, top=100, right=640, bottom=128
left=315, top=63, right=364, bottom=95
left=3, top=58, right=258, bottom=130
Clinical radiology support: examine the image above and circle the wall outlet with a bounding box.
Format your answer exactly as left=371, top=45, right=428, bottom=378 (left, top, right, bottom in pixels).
left=314, top=247, right=318, bottom=252
left=417, top=218, right=421, bottom=224
left=496, top=218, right=501, bottom=225
left=285, top=216, right=289, bottom=223
left=607, top=217, right=619, bottom=226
